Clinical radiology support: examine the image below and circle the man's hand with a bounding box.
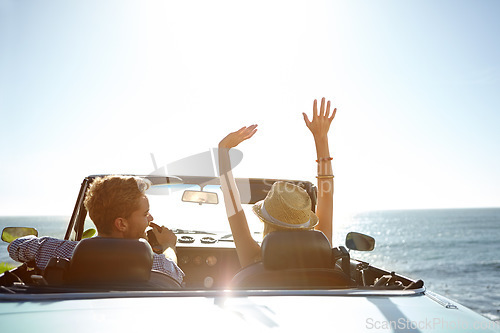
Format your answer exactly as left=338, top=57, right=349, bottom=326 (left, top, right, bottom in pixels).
left=149, top=222, right=178, bottom=263
left=150, top=222, right=177, bottom=250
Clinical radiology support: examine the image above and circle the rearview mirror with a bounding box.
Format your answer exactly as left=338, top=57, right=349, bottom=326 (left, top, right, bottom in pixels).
left=345, top=232, right=375, bottom=251
left=2, top=227, right=38, bottom=243
left=182, top=190, right=218, bottom=205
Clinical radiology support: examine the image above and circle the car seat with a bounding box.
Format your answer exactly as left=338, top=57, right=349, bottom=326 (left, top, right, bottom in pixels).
left=231, top=230, right=353, bottom=289
left=44, top=237, right=181, bottom=290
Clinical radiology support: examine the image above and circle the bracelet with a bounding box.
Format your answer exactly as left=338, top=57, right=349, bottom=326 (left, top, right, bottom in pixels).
left=316, top=175, right=334, bottom=179
left=316, top=157, right=333, bottom=163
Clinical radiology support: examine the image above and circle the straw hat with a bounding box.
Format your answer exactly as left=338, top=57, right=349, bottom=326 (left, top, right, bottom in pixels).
left=252, top=181, right=318, bottom=229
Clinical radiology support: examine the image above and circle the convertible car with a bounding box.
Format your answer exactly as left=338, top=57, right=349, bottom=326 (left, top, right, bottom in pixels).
left=1, top=175, right=498, bottom=332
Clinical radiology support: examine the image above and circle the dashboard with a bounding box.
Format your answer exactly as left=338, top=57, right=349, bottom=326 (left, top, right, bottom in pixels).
left=175, top=234, right=242, bottom=289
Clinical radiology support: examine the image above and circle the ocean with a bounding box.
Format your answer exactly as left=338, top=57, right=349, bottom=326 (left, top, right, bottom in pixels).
left=333, top=208, right=500, bottom=323
left=1, top=208, right=499, bottom=322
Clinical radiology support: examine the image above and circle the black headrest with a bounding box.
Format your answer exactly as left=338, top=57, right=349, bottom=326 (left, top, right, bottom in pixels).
left=261, top=230, right=332, bottom=270
left=67, top=237, right=153, bottom=284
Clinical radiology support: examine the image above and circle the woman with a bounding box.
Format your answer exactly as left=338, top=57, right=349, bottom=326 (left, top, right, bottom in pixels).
left=218, top=97, right=336, bottom=267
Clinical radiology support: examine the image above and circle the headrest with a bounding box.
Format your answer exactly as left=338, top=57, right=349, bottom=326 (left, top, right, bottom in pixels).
left=261, top=230, right=332, bottom=270
left=67, top=237, right=154, bottom=284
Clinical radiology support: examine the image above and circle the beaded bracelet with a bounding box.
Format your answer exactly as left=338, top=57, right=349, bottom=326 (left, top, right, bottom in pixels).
left=316, top=175, right=334, bottom=179
left=316, top=157, right=333, bottom=163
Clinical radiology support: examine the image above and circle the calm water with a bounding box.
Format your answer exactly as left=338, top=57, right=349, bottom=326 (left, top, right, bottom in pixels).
left=333, top=208, right=500, bottom=323
left=1, top=208, right=499, bottom=322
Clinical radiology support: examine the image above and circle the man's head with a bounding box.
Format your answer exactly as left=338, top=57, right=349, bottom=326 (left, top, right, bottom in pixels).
left=84, top=175, right=153, bottom=238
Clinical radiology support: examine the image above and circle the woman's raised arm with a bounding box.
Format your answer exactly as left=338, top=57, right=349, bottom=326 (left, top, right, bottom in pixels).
left=218, top=125, right=261, bottom=267
left=303, top=97, right=337, bottom=244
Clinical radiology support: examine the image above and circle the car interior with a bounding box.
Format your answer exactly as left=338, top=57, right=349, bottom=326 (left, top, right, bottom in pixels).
left=0, top=175, right=424, bottom=293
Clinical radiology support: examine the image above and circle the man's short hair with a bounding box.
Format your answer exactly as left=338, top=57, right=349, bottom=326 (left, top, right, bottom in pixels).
left=84, top=176, right=151, bottom=234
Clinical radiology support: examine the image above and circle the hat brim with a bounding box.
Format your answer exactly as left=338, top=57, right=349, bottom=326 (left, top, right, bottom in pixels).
left=252, top=200, right=319, bottom=230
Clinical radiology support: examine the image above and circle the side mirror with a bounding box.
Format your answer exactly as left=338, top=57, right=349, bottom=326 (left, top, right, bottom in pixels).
left=1, top=227, right=38, bottom=243
left=182, top=190, right=218, bottom=205
left=82, top=228, right=97, bottom=239
left=345, top=232, right=375, bottom=251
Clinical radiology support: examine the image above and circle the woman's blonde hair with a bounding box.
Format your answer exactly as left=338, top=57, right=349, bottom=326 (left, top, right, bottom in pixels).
left=84, top=176, right=151, bottom=234
left=262, top=222, right=280, bottom=238
left=263, top=222, right=306, bottom=238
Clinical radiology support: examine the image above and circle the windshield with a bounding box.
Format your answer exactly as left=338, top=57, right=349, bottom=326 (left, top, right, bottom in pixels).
left=79, top=181, right=264, bottom=242
left=148, top=184, right=263, bottom=238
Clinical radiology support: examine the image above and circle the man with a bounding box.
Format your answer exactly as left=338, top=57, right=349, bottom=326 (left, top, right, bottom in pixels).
left=8, top=175, right=184, bottom=284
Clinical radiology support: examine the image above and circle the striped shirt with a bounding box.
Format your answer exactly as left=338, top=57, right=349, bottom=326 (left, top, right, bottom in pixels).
left=9, top=235, right=185, bottom=285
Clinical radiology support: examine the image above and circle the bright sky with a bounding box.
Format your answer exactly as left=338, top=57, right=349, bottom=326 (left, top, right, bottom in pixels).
left=1, top=0, right=499, bottom=219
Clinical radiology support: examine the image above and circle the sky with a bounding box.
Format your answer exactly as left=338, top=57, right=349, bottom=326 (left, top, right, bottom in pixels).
left=0, top=0, right=499, bottom=219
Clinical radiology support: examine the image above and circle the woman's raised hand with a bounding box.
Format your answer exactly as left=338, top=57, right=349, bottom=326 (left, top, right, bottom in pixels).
left=219, top=124, right=258, bottom=149
left=302, top=97, right=336, bottom=139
